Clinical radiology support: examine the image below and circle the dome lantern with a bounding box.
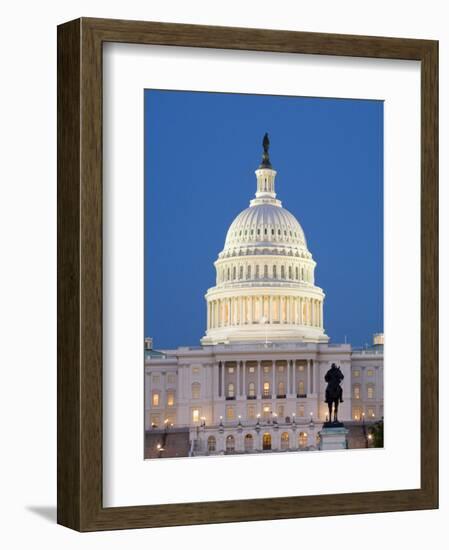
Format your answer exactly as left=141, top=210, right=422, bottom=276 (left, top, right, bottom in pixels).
left=254, top=133, right=278, bottom=204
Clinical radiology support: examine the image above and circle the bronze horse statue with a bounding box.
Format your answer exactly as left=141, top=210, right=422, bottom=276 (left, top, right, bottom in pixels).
left=324, top=363, right=344, bottom=423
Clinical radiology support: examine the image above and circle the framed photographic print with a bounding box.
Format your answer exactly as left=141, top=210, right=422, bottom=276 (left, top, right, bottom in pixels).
left=57, top=17, right=438, bottom=531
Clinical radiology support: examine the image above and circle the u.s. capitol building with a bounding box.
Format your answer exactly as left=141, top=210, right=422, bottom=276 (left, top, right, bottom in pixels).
left=144, top=135, right=383, bottom=458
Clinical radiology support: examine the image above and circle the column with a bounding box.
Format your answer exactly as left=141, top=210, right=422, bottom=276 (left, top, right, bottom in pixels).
left=320, top=301, right=323, bottom=328
left=221, top=362, right=225, bottom=398
left=257, top=361, right=261, bottom=397
left=237, top=361, right=240, bottom=397
left=242, top=361, right=246, bottom=397
left=287, top=359, right=291, bottom=395
left=307, top=360, right=312, bottom=394
left=293, top=361, right=297, bottom=396
left=272, top=361, right=276, bottom=397
left=310, top=360, right=314, bottom=393
left=249, top=297, right=253, bottom=324
left=269, top=296, right=273, bottom=324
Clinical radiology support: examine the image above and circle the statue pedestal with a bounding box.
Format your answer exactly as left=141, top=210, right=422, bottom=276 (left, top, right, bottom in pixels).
left=318, top=423, right=349, bottom=451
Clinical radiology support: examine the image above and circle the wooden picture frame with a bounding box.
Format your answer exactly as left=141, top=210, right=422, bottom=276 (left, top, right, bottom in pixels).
left=57, top=17, right=438, bottom=531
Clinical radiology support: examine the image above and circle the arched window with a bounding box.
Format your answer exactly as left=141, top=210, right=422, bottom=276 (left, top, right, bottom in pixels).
left=239, top=265, right=243, bottom=279
left=297, top=380, right=305, bottom=396
left=255, top=265, right=260, bottom=279
left=247, top=265, right=251, bottom=279
left=248, top=381, right=256, bottom=397
left=278, top=381, right=285, bottom=397
left=263, top=382, right=270, bottom=397
left=263, top=432, right=272, bottom=450
left=264, top=265, right=268, bottom=278
left=281, top=432, right=289, bottom=450
left=244, top=434, right=254, bottom=452
left=226, top=435, right=235, bottom=452
left=281, top=265, right=285, bottom=279
left=367, top=384, right=375, bottom=399
left=301, top=267, right=304, bottom=280
left=288, top=266, right=292, bottom=279
left=191, top=382, right=200, bottom=400
left=227, top=268, right=230, bottom=281
left=299, top=431, right=308, bottom=448
left=353, top=384, right=361, bottom=400
left=295, top=266, right=299, bottom=280
left=273, top=265, right=277, bottom=278
left=227, top=383, right=235, bottom=398
left=232, top=266, right=236, bottom=280
left=207, top=436, right=216, bottom=452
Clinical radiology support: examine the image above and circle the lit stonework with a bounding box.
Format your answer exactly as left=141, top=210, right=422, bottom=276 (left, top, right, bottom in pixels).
left=201, top=139, right=327, bottom=345
left=144, top=136, right=383, bottom=458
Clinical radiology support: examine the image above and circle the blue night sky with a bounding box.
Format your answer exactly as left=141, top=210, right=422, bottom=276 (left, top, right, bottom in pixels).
left=144, top=90, right=383, bottom=349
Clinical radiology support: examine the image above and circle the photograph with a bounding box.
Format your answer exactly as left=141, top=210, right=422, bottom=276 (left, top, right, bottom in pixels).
left=143, top=89, right=384, bottom=459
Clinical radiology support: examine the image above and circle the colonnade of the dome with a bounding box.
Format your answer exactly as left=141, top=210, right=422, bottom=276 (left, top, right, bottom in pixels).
left=206, top=294, right=323, bottom=330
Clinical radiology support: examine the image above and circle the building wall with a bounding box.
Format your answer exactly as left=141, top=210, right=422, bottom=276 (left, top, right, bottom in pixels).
left=144, top=342, right=383, bottom=455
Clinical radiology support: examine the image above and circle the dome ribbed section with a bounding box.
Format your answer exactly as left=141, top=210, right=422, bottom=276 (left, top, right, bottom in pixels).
left=222, top=204, right=308, bottom=258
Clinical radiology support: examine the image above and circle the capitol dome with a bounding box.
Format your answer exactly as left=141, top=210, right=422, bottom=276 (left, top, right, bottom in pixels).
left=201, top=134, right=328, bottom=345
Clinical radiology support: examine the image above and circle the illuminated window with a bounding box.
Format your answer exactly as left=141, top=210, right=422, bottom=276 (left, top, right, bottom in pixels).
left=247, top=405, right=256, bottom=419
left=191, top=382, right=200, bottom=399
left=263, top=432, right=272, bottom=450
left=263, top=366, right=270, bottom=373
left=281, top=432, right=289, bottom=450
left=367, top=385, right=375, bottom=399
left=207, top=436, right=216, bottom=452
left=226, top=435, right=235, bottom=452
left=226, top=406, right=235, bottom=420
left=192, top=409, right=200, bottom=423
left=299, top=431, right=308, bottom=448
left=248, top=382, right=256, bottom=397
left=353, top=369, right=360, bottom=378
left=167, top=391, right=175, bottom=407
left=298, top=365, right=305, bottom=372
left=152, top=392, right=160, bottom=407
left=367, top=369, right=374, bottom=377
left=278, top=365, right=285, bottom=372
left=263, top=405, right=271, bottom=418
left=353, top=407, right=362, bottom=420
left=228, top=366, right=234, bottom=373
left=297, top=380, right=305, bottom=395
left=249, top=366, right=255, bottom=373
left=277, top=405, right=285, bottom=418
left=353, top=385, right=361, bottom=400
left=167, top=373, right=176, bottom=385
left=367, top=407, right=375, bottom=418
left=297, top=404, right=305, bottom=417
left=244, top=434, right=254, bottom=452
left=192, top=366, right=200, bottom=375
left=263, top=382, right=270, bottom=397
left=227, top=383, right=235, bottom=398
left=278, top=381, right=285, bottom=396
left=152, top=375, right=160, bottom=384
